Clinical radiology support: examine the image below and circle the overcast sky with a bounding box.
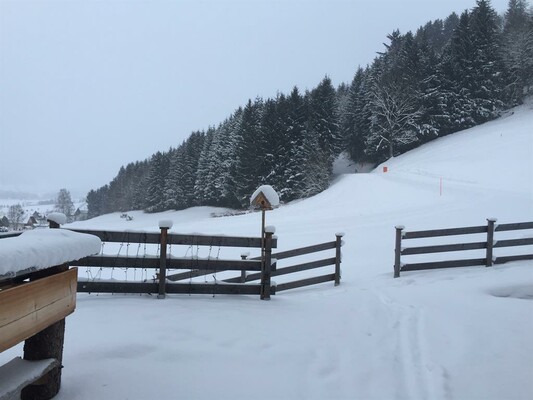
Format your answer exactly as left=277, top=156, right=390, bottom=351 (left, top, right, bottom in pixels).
left=0, top=0, right=509, bottom=198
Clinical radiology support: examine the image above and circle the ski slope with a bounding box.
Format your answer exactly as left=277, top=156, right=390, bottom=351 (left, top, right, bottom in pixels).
left=1, top=102, right=532, bottom=399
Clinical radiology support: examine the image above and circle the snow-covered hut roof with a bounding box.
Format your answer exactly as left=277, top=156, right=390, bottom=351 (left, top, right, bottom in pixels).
left=250, top=185, right=280, bottom=208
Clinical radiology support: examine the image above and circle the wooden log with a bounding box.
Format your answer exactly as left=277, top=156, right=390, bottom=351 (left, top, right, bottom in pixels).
left=275, top=274, right=336, bottom=292
left=401, top=258, right=486, bottom=271
left=401, top=241, right=487, bottom=255
left=0, top=357, right=59, bottom=400
left=494, top=221, right=533, bottom=232
left=402, top=225, right=487, bottom=239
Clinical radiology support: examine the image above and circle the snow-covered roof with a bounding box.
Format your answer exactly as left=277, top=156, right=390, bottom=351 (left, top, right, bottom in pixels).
left=0, top=229, right=101, bottom=279
left=250, top=185, right=280, bottom=208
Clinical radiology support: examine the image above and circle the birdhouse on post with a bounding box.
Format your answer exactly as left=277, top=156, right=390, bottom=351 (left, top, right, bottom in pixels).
left=251, top=191, right=272, bottom=210
left=250, top=185, right=280, bottom=211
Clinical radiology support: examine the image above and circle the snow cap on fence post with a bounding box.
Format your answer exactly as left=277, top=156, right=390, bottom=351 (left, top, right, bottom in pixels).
left=265, top=225, right=276, bottom=234
left=47, top=212, right=67, bottom=227
left=158, top=220, right=173, bottom=229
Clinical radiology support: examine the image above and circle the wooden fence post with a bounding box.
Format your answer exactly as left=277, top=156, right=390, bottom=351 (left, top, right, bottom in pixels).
left=21, top=219, right=68, bottom=399
left=486, top=218, right=497, bottom=267
left=158, top=226, right=169, bottom=299
left=261, top=227, right=274, bottom=300
left=394, top=225, right=404, bottom=278
left=334, top=233, right=344, bottom=286
left=240, top=253, right=248, bottom=283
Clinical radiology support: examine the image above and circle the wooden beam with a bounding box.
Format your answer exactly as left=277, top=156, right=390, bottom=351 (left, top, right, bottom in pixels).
left=402, top=225, right=487, bottom=239
left=251, top=241, right=336, bottom=261
left=494, top=254, right=533, bottom=264
left=401, top=241, right=487, bottom=255
left=275, top=274, right=336, bottom=292
left=0, top=268, right=77, bottom=353
left=401, top=258, right=486, bottom=271
left=493, top=238, right=533, bottom=248
left=65, top=228, right=276, bottom=248
left=495, top=221, right=533, bottom=232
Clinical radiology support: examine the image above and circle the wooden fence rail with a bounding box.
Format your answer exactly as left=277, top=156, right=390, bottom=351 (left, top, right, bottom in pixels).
left=394, top=219, right=533, bottom=277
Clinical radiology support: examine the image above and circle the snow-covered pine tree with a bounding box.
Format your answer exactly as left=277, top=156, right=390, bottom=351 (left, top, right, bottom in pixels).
left=145, top=151, right=170, bottom=213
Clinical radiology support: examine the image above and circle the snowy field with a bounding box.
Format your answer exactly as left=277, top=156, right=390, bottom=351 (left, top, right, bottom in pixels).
left=1, top=102, right=532, bottom=400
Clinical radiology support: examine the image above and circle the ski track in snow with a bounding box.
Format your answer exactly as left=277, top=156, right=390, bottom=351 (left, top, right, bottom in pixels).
left=377, top=291, right=452, bottom=400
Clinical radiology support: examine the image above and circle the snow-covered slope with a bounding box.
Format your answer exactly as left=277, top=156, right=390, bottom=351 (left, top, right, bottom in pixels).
left=2, top=103, right=532, bottom=400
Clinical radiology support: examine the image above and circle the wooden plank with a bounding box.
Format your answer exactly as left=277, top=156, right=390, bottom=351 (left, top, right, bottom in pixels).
left=272, top=258, right=336, bottom=277
left=0, top=268, right=77, bottom=353
left=402, top=225, right=487, bottom=239
left=0, top=357, right=59, bottom=400
left=65, top=228, right=276, bottom=248
left=493, top=238, right=533, bottom=248
left=70, top=255, right=159, bottom=269
left=166, top=282, right=262, bottom=296
left=166, top=269, right=225, bottom=282
left=494, top=254, right=533, bottom=264
left=275, top=274, right=336, bottom=292
left=167, top=258, right=262, bottom=271
left=71, top=256, right=261, bottom=271
left=167, top=234, right=268, bottom=249
left=65, top=228, right=277, bottom=248
left=495, top=221, right=533, bottom=232
left=401, top=241, right=486, bottom=255
left=65, top=229, right=160, bottom=244
left=251, top=241, right=336, bottom=261
left=401, top=258, right=486, bottom=271
left=78, top=281, right=157, bottom=294
left=77, top=280, right=262, bottom=295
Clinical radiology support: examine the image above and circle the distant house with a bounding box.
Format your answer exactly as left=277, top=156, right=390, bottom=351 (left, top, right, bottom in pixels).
left=24, top=216, right=38, bottom=229
left=73, top=207, right=88, bottom=221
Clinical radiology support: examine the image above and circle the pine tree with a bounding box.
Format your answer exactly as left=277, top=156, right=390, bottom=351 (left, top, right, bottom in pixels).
left=501, top=0, right=533, bottom=104
left=145, top=151, right=170, bottom=213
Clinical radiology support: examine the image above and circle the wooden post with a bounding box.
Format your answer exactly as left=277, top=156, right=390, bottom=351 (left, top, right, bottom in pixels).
left=334, top=233, right=344, bottom=286
left=158, top=227, right=168, bottom=299
left=394, top=225, right=404, bottom=278
left=261, top=228, right=274, bottom=300
left=240, top=253, right=248, bottom=283
left=486, top=218, right=497, bottom=267
left=22, top=220, right=67, bottom=399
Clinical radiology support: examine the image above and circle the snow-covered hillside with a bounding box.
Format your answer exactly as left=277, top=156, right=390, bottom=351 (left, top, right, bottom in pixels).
left=2, top=103, right=532, bottom=400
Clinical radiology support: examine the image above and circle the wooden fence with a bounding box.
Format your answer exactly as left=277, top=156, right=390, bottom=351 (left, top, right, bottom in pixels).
left=394, top=219, right=533, bottom=277
left=68, top=227, right=343, bottom=299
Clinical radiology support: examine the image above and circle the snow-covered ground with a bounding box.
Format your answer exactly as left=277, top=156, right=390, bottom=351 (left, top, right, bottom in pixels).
left=1, top=102, right=532, bottom=399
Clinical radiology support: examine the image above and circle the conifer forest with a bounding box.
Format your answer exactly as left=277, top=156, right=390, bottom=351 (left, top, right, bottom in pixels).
left=87, top=0, right=533, bottom=217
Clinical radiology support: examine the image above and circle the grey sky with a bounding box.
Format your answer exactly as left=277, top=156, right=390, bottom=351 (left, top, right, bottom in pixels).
left=0, top=0, right=509, bottom=198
